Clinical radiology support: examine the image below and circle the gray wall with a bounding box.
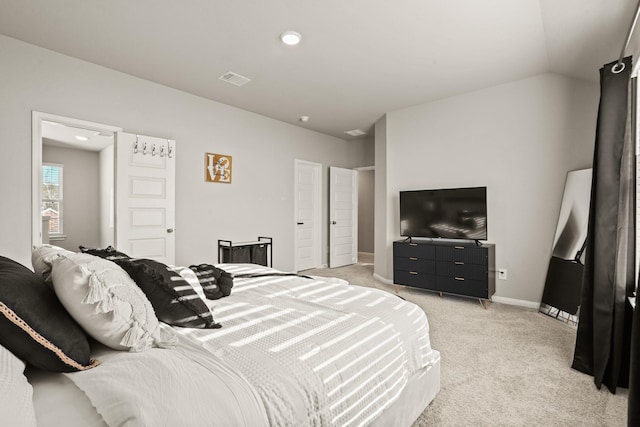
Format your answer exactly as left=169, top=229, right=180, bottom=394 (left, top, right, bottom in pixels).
left=349, top=135, right=375, bottom=168
left=42, top=144, right=101, bottom=252
left=1, top=33, right=598, bottom=305
left=375, top=73, right=599, bottom=305
left=357, top=169, right=375, bottom=253
left=0, top=35, right=371, bottom=270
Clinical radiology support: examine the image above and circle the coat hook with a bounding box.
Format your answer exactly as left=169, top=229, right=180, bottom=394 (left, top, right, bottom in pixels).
left=159, top=145, right=165, bottom=157
left=143, top=142, right=148, bottom=155
left=133, top=137, right=139, bottom=154
left=152, top=144, right=157, bottom=156
left=168, top=144, right=173, bottom=158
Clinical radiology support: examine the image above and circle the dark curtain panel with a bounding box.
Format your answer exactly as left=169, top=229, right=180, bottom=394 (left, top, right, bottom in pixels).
left=572, top=56, right=635, bottom=393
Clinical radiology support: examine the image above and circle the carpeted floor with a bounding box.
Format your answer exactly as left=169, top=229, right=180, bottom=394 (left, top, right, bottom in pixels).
left=306, top=255, right=628, bottom=427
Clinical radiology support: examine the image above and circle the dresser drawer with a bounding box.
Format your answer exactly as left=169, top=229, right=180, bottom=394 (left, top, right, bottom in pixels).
left=436, top=261, right=487, bottom=279
left=394, top=242, right=435, bottom=259
left=437, top=276, right=488, bottom=299
left=395, top=257, right=436, bottom=274
left=394, top=270, right=437, bottom=290
left=436, top=245, right=487, bottom=264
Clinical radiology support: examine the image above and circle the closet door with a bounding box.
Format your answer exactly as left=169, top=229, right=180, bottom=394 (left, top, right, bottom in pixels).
left=294, top=160, right=322, bottom=271
left=329, top=166, right=358, bottom=268
left=115, top=132, right=176, bottom=265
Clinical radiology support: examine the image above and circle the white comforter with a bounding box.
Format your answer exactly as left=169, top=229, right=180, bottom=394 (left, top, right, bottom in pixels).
left=63, top=264, right=437, bottom=426
left=64, top=331, right=267, bottom=426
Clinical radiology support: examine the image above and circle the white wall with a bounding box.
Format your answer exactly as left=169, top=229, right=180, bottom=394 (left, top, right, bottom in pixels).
left=374, top=115, right=393, bottom=279
left=0, top=35, right=371, bottom=269
left=376, top=73, right=599, bottom=304
left=99, top=144, right=115, bottom=247
left=42, top=144, right=101, bottom=252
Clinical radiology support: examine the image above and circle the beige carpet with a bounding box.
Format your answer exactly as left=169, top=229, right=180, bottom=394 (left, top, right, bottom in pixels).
left=306, top=256, right=628, bottom=427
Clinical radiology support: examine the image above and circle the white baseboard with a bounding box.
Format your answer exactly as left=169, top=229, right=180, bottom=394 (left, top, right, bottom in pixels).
left=491, top=296, right=540, bottom=309
left=373, top=273, right=393, bottom=285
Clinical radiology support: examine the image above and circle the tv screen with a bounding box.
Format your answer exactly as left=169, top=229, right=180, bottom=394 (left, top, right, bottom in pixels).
left=400, top=187, right=487, bottom=240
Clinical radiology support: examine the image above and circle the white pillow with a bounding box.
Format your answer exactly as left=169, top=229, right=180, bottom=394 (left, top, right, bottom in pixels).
left=50, top=253, right=177, bottom=352
left=0, top=344, right=37, bottom=427
left=31, top=244, right=74, bottom=284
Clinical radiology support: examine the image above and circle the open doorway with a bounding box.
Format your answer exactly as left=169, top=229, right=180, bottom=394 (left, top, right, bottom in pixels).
left=356, top=167, right=374, bottom=265
left=32, top=112, right=121, bottom=250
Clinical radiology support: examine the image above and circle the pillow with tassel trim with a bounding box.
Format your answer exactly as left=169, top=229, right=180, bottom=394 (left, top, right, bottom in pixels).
left=114, top=258, right=220, bottom=329
left=31, top=244, right=75, bottom=285
left=173, top=266, right=207, bottom=302
left=79, top=245, right=130, bottom=262
left=188, top=264, right=234, bottom=300
left=50, top=253, right=177, bottom=352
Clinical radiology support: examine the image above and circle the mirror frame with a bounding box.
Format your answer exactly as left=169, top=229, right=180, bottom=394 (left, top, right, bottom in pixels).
left=31, top=111, right=123, bottom=248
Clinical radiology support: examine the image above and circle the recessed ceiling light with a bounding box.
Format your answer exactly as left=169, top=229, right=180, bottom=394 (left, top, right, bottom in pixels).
left=280, top=31, right=302, bottom=46
left=75, top=135, right=89, bottom=141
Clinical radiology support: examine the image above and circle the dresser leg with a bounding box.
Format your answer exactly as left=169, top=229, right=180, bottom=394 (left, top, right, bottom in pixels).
left=439, top=292, right=443, bottom=298
left=478, top=299, right=488, bottom=309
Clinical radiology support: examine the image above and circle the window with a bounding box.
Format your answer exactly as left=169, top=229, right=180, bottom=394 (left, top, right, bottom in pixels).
left=42, top=163, right=63, bottom=235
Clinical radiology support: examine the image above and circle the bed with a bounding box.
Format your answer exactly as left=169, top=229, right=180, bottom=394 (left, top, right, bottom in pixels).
left=1, top=248, right=440, bottom=427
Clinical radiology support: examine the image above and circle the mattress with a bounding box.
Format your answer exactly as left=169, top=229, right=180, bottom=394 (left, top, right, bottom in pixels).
left=29, top=264, right=440, bottom=426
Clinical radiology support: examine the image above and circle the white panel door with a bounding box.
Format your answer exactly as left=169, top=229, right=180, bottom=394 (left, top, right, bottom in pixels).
left=115, top=132, right=176, bottom=265
left=329, top=167, right=357, bottom=268
left=294, top=160, right=321, bottom=271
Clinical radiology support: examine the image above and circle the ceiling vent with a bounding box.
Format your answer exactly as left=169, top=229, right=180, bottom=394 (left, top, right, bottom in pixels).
left=345, top=129, right=366, bottom=137
left=219, top=71, right=252, bottom=87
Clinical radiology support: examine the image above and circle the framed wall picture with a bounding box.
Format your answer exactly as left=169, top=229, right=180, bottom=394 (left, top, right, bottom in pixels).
left=205, top=153, right=232, bottom=183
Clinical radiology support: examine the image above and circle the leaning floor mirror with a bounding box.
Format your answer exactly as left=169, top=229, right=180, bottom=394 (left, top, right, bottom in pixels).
left=540, top=168, right=593, bottom=324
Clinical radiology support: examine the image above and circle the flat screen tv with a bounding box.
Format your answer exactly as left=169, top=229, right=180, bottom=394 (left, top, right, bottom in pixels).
left=400, top=187, right=487, bottom=240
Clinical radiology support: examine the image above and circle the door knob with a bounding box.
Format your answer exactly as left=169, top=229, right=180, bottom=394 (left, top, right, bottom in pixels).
left=297, top=222, right=304, bottom=225
left=167, top=228, right=174, bottom=233
left=331, top=221, right=337, bottom=225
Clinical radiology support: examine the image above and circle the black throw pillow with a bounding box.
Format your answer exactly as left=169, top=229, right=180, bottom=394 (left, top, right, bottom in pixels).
left=188, top=264, right=234, bottom=300
left=115, top=258, right=220, bottom=329
left=0, top=256, right=97, bottom=372
left=79, top=245, right=130, bottom=262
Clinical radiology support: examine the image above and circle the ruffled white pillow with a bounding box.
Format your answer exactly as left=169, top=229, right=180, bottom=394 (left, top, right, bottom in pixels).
left=0, top=344, right=37, bottom=427
left=31, top=244, right=74, bottom=284
left=50, top=253, right=177, bottom=352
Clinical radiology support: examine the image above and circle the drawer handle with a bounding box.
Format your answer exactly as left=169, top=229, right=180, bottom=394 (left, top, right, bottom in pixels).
left=455, top=261, right=464, bottom=265
left=410, top=271, right=418, bottom=275
left=455, top=277, right=465, bottom=281
left=454, top=246, right=465, bottom=250
left=409, top=243, right=418, bottom=246
left=409, top=257, right=418, bottom=261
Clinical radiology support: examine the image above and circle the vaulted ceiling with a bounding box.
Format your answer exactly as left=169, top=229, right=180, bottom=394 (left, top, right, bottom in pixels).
left=0, top=0, right=638, bottom=139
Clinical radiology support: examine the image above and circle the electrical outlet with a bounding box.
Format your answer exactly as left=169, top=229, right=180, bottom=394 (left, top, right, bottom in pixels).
left=498, top=269, right=507, bottom=280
